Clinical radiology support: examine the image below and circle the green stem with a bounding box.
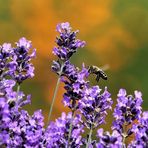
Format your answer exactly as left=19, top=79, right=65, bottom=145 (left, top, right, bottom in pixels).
left=16, top=84, right=20, bottom=101
left=122, top=123, right=127, bottom=148
left=122, top=136, right=126, bottom=148
left=48, top=63, right=64, bottom=122
left=67, top=110, right=75, bottom=148
left=86, top=126, right=93, bottom=148
left=48, top=76, right=61, bottom=121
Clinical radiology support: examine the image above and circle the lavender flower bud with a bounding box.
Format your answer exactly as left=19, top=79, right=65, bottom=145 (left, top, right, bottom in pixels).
left=51, top=60, right=61, bottom=75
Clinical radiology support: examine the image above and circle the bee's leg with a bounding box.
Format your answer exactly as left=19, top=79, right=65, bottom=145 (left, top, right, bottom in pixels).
left=96, top=75, right=100, bottom=82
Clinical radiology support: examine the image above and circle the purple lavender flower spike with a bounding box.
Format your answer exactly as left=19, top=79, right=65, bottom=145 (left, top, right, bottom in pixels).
left=50, top=21, right=87, bottom=122
left=49, top=23, right=86, bottom=121
left=43, top=112, right=84, bottom=147
left=62, top=63, right=89, bottom=110
left=79, top=86, right=112, bottom=129
left=128, top=111, right=148, bottom=147
left=0, top=100, right=44, bottom=147
left=11, top=37, right=36, bottom=84
left=0, top=43, right=14, bottom=79
left=112, top=89, right=143, bottom=135
left=52, top=22, right=85, bottom=64
left=96, top=128, right=122, bottom=148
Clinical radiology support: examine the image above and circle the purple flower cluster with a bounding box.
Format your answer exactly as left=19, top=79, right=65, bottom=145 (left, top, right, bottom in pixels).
left=0, top=38, right=44, bottom=147
left=43, top=112, right=84, bottom=147
left=129, top=111, right=148, bottom=147
left=0, top=38, right=36, bottom=84
left=0, top=81, right=44, bottom=147
left=12, top=38, right=36, bottom=84
left=54, top=22, right=85, bottom=61
left=62, top=63, right=89, bottom=109
left=52, top=22, right=85, bottom=77
left=0, top=109, right=44, bottom=147
left=79, top=86, right=112, bottom=129
left=0, top=43, right=12, bottom=79
left=96, top=129, right=122, bottom=148
left=112, top=89, right=143, bottom=136
left=0, top=23, right=148, bottom=148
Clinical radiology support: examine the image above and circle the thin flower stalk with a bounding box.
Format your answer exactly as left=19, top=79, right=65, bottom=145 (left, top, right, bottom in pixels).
left=86, top=126, right=93, bottom=148
left=48, top=63, right=64, bottom=121
left=67, top=109, right=75, bottom=148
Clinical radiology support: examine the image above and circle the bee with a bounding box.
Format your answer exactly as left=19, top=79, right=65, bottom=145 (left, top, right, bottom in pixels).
left=88, top=65, right=107, bottom=82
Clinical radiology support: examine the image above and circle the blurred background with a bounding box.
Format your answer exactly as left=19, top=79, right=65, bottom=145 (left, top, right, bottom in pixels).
left=0, top=0, right=148, bottom=128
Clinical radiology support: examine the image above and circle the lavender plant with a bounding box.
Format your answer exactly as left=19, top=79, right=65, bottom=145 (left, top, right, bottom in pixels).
left=0, top=22, right=147, bottom=148
left=49, top=22, right=85, bottom=121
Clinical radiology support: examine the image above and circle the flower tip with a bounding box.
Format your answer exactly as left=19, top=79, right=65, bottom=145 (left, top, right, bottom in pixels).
left=2, top=43, right=12, bottom=52
left=16, top=37, right=32, bottom=49
left=118, top=88, right=127, bottom=97
left=56, top=22, right=71, bottom=33
left=134, top=90, right=142, bottom=98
